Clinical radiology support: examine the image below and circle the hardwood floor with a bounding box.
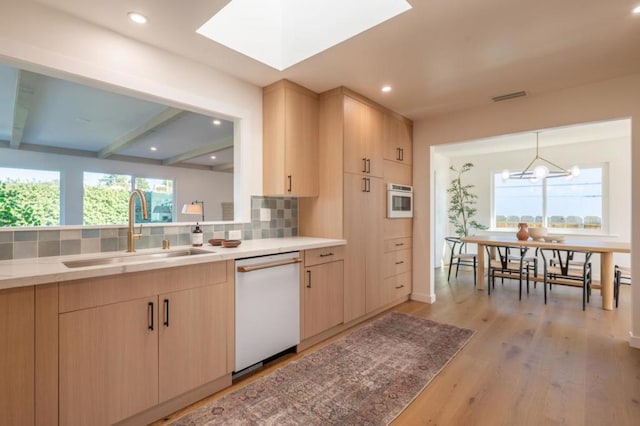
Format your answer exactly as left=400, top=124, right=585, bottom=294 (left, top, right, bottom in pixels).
left=154, top=268, right=640, bottom=425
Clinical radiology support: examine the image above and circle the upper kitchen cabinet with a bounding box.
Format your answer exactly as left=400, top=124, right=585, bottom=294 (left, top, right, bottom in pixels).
left=383, top=113, right=413, bottom=165
left=344, top=95, right=384, bottom=178
left=263, top=80, right=319, bottom=197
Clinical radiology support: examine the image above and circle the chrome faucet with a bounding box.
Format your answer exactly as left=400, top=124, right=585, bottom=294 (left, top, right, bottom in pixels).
left=127, top=189, right=148, bottom=252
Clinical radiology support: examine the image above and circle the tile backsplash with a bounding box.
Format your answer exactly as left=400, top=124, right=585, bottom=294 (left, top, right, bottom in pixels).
left=0, top=196, right=297, bottom=261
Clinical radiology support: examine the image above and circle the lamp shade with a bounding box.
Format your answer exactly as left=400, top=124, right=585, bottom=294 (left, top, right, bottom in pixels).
left=182, top=203, right=203, bottom=215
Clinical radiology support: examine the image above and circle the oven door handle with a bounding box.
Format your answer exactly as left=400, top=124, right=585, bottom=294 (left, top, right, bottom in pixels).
left=237, top=258, right=302, bottom=273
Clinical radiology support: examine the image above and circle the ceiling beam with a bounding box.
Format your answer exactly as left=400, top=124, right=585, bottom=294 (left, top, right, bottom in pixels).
left=162, top=136, right=233, bottom=165
left=98, top=107, right=184, bottom=158
left=11, top=70, right=43, bottom=149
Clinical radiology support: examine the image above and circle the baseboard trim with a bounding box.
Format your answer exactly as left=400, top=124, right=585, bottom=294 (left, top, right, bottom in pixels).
left=411, top=292, right=436, bottom=304
left=629, top=332, right=640, bottom=349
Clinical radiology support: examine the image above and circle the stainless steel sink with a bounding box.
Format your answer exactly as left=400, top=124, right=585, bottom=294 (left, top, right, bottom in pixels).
left=62, top=249, right=210, bottom=268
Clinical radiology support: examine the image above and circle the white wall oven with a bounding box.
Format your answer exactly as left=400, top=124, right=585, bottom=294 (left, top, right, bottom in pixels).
left=387, top=183, right=413, bottom=218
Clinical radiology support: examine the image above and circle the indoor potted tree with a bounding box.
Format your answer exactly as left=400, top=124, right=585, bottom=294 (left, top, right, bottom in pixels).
left=447, top=162, right=488, bottom=237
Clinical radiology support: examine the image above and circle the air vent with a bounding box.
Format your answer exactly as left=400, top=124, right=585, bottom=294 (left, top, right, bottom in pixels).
left=491, top=90, right=527, bottom=102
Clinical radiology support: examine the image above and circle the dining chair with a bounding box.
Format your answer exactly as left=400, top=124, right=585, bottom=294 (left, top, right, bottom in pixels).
left=444, top=237, right=477, bottom=285
left=539, top=248, right=592, bottom=310
left=485, top=245, right=530, bottom=299
left=509, top=248, right=539, bottom=288
left=614, top=265, right=631, bottom=308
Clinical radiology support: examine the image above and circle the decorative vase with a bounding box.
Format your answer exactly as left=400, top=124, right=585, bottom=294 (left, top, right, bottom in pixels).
left=516, top=222, right=529, bottom=241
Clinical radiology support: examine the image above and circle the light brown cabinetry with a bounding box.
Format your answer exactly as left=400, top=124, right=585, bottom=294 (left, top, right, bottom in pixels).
left=299, top=86, right=413, bottom=324
left=263, top=79, right=319, bottom=196
left=55, top=261, right=233, bottom=426
left=383, top=113, right=412, bottom=165
left=0, top=286, right=35, bottom=426
left=158, top=284, right=228, bottom=402
left=302, top=246, right=345, bottom=340
left=344, top=95, right=384, bottom=178
left=59, top=297, right=159, bottom=426
left=381, top=237, right=412, bottom=305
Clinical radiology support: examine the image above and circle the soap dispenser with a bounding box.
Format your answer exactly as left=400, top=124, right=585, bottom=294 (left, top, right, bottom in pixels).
left=191, top=223, right=203, bottom=247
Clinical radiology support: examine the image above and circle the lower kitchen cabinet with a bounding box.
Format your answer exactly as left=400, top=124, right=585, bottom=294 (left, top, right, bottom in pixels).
left=159, top=284, right=228, bottom=402
left=0, top=286, right=35, bottom=426
left=303, top=259, right=344, bottom=340
left=59, top=297, right=159, bottom=426
left=56, top=261, right=233, bottom=426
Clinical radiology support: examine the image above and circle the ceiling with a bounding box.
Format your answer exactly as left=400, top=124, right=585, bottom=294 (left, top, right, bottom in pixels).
left=0, top=64, right=235, bottom=172
left=31, top=0, right=640, bottom=120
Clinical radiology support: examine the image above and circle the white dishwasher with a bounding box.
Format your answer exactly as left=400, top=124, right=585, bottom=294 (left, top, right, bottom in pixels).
left=235, top=251, right=301, bottom=372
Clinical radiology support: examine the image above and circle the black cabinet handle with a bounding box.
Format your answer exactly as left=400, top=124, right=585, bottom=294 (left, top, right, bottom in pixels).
left=163, top=299, right=169, bottom=327
left=395, top=284, right=405, bottom=289
left=306, top=270, right=312, bottom=288
left=397, top=147, right=402, bottom=161
left=319, top=252, right=334, bottom=257
left=362, top=158, right=367, bottom=173
left=395, top=243, right=405, bottom=246
left=362, top=177, right=367, bottom=192
left=148, top=302, right=154, bottom=331
left=287, top=175, right=292, bottom=192
left=395, top=260, right=404, bottom=265
left=366, top=158, right=371, bottom=173
left=366, top=177, right=371, bottom=193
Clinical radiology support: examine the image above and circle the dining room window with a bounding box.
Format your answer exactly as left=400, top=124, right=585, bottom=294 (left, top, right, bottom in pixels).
left=493, top=166, right=604, bottom=231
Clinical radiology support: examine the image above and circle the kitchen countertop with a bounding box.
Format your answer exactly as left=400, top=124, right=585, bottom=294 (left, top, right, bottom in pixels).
left=0, top=237, right=346, bottom=291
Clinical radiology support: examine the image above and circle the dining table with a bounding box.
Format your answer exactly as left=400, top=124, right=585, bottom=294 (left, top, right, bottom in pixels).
left=461, top=235, right=631, bottom=310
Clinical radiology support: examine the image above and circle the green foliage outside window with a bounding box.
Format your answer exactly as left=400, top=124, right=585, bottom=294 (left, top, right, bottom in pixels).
left=0, top=181, right=58, bottom=226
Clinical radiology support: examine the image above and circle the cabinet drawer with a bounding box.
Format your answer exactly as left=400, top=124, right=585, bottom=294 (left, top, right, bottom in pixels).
left=305, top=245, right=345, bottom=267
left=383, top=218, right=412, bottom=238
left=384, top=237, right=412, bottom=253
left=383, top=249, right=412, bottom=278
left=383, top=272, right=411, bottom=302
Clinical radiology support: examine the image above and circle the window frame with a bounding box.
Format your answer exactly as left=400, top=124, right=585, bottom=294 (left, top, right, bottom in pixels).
left=491, top=162, right=608, bottom=234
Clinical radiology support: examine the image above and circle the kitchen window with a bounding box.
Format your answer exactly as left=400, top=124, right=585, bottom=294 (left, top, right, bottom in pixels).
left=0, top=166, right=60, bottom=226
left=83, top=172, right=174, bottom=225
left=493, top=166, right=605, bottom=231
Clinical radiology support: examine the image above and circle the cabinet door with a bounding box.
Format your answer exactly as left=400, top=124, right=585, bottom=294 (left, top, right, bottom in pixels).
left=284, top=86, right=319, bottom=196
left=383, top=114, right=412, bottom=165
left=263, top=81, right=319, bottom=196
left=364, top=176, right=384, bottom=312
left=344, top=96, right=384, bottom=178
left=0, top=287, right=34, bottom=426
left=59, top=297, right=158, bottom=426
left=343, top=172, right=368, bottom=322
left=159, top=283, right=228, bottom=402
left=303, top=261, right=344, bottom=339
left=343, top=96, right=369, bottom=176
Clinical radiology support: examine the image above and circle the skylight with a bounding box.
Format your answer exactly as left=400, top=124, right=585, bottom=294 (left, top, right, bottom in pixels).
left=196, top=0, right=412, bottom=71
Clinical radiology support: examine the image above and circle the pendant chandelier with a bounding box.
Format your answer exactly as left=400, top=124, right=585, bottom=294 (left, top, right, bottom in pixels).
left=501, top=131, right=580, bottom=182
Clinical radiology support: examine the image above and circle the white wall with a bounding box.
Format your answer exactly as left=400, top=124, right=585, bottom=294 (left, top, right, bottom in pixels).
left=413, top=72, right=640, bottom=349
left=0, top=1, right=262, bottom=222
left=0, top=149, right=233, bottom=224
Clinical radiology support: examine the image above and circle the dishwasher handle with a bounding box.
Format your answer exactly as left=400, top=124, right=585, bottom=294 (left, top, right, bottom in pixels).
left=237, top=257, right=302, bottom=273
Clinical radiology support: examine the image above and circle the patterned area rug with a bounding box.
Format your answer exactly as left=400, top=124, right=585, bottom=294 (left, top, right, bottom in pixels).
left=172, top=311, right=474, bottom=425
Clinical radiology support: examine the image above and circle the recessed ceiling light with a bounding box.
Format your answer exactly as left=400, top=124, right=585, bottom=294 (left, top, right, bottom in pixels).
left=210, top=155, right=217, bottom=160
left=128, top=12, right=147, bottom=24
left=150, top=146, right=157, bottom=151
left=212, top=119, right=221, bottom=126
left=381, top=85, right=392, bottom=93
left=634, top=6, right=640, bottom=14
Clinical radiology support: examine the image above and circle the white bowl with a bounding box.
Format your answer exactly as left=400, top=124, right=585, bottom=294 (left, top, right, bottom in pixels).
left=528, top=227, right=548, bottom=241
